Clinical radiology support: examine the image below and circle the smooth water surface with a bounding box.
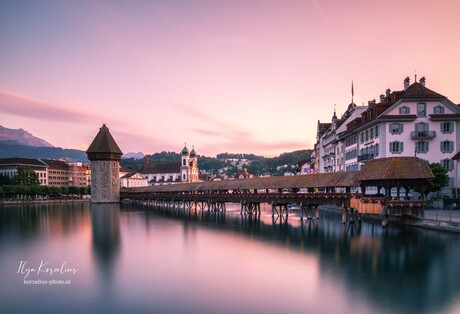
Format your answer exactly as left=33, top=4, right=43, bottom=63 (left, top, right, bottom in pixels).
left=1, top=202, right=460, bottom=314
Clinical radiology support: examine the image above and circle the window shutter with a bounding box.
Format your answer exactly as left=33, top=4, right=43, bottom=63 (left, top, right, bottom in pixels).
left=400, top=142, right=404, bottom=153
left=400, top=123, right=404, bottom=133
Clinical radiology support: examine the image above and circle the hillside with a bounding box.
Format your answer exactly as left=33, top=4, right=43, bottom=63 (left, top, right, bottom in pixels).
left=0, top=142, right=88, bottom=162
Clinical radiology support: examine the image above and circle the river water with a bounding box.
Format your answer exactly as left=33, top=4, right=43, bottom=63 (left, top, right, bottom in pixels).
left=0, top=202, right=460, bottom=314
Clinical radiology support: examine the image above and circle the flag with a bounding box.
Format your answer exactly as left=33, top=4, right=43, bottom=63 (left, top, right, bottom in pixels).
left=351, top=81, right=354, bottom=97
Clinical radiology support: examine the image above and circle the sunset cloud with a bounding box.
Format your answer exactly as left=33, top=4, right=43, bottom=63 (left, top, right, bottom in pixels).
left=0, top=89, right=102, bottom=124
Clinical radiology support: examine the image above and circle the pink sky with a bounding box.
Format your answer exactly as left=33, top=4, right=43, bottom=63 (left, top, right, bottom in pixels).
left=1, top=0, right=460, bottom=157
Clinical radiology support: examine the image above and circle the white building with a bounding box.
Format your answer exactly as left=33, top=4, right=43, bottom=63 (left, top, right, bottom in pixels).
left=141, top=145, right=199, bottom=186
left=315, top=76, right=460, bottom=196
left=120, top=172, right=148, bottom=188
left=0, top=157, right=48, bottom=185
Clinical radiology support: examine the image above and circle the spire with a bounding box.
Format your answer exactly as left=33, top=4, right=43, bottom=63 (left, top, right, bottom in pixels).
left=351, top=80, right=354, bottom=104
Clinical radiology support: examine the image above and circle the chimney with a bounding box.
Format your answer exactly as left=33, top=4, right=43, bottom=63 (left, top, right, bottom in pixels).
left=386, top=88, right=391, bottom=97
left=419, top=76, right=426, bottom=86
left=404, top=76, right=410, bottom=90
left=379, top=94, right=385, bottom=102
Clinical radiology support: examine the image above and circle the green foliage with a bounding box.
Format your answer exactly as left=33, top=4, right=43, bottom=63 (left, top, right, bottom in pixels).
left=216, top=153, right=264, bottom=161
left=198, top=156, right=226, bottom=173
left=0, top=173, right=12, bottom=185
left=119, top=149, right=313, bottom=177
left=426, top=162, right=449, bottom=195
left=11, top=167, right=40, bottom=186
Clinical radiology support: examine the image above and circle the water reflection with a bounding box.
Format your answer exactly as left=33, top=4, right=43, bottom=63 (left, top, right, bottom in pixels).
left=0, top=202, right=459, bottom=314
left=121, top=203, right=460, bottom=314
left=91, top=204, right=120, bottom=282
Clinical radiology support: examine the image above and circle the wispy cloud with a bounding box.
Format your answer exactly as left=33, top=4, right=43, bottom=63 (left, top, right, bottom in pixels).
left=174, top=102, right=253, bottom=139
left=0, top=88, right=102, bottom=124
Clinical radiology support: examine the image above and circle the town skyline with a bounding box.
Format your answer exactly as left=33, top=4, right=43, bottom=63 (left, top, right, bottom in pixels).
left=1, top=0, right=460, bottom=157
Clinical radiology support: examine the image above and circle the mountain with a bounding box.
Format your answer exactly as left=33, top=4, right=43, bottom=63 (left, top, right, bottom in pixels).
left=0, top=125, right=54, bottom=147
left=0, top=141, right=88, bottom=162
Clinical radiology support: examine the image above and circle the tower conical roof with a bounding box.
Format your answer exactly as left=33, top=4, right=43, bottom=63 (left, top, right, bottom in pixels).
left=86, top=124, right=123, bottom=161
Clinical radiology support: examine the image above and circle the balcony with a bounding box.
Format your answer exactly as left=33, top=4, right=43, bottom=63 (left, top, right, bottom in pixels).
left=358, top=154, right=374, bottom=162
left=410, top=131, right=436, bottom=140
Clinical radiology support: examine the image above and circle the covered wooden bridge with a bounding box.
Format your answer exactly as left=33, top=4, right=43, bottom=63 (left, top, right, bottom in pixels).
left=120, top=157, right=434, bottom=224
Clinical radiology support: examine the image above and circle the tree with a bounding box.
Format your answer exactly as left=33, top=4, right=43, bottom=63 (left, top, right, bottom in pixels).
left=0, top=173, right=12, bottom=186
left=415, top=162, right=449, bottom=198
left=11, top=167, right=40, bottom=186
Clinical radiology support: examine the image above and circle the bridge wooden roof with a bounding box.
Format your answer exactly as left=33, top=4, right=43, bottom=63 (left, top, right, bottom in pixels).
left=129, top=171, right=359, bottom=193
left=357, top=157, right=434, bottom=182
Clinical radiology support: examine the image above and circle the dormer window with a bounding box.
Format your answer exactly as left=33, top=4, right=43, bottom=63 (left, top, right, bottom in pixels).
left=433, top=106, right=444, bottom=114
left=417, top=103, right=426, bottom=117
left=399, top=106, right=410, bottom=114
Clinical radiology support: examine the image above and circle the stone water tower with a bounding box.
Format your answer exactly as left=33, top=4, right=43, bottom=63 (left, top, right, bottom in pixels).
left=86, top=124, right=123, bottom=203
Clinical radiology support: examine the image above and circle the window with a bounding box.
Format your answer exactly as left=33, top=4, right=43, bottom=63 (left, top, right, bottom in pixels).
left=415, top=141, right=429, bottom=153
left=182, top=174, right=186, bottom=180
left=399, top=106, right=410, bottom=114
left=361, top=133, right=364, bottom=143
left=389, top=141, right=404, bottom=154
left=389, top=123, right=403, bottom=134
left=433, top=106, right=445, bottom=114
left=415, top=122, right=428, bottom=132
left=441, top=141, right=454, bottom=153
left=375, top=143, right=379, bottom=156
left=370, top=128, right=374, bottom=139
left=417, top=103, right=426, bottom=117
left=182, top=159, right=186, bottom=166
left=441, top=159, right=454, bottom=171
left=441, top=122, right=453, bottom=134
left=365, top=130, right=369, bottom=141
left=375, top=126, right=379, bottom=138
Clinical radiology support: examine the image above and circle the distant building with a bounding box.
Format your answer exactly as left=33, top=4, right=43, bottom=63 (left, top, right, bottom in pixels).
left=120, top=172, right=148, bottom=188
left=42, top=159, right=69, bottom=186
left=141, top=144, right=199, bottom=186
left=0, top=157, right=48, bottom=185
left=235, top=168, right=253, bottom=179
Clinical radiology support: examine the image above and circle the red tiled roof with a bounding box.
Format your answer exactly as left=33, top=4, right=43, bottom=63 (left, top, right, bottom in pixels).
left=120, top=166, right=135, bottom=173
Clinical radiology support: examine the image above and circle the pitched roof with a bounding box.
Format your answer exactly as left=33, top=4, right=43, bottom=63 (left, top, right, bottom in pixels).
left=357, top=157, right=434, bottom=181
left=128, top=172, right=359, bottom=193
left=42, top=159, right=69, bottom=168
left=86, top=124, right=122, bottom=155
left=120, top=166, right=135, bottom=173
left=401, top=82, right=445, bottom=99
left=120, top=172, right=144, bottom=179
left=141, top=162, right=181, bottom=174
left=452, top=151, right=460, bottom=160
left=0, top=157, right=47, bottom=167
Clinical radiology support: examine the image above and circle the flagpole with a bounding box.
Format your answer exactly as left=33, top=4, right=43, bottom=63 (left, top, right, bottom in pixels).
left=351, top=80, right=354, bottom=104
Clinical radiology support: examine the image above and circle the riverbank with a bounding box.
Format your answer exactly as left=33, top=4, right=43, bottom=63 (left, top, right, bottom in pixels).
left=320, top=205, right=460, bottom=234
left=0, top=198, right=90, bottom=205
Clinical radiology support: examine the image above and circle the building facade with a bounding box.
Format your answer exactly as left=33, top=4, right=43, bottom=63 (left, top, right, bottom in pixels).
left=314, top=76, right=460, bottom=196
left=120, top=172, right=148, bottom=188
left=0, top=158, right=48, bottom=185
left=141, top=144, right=199, bottom=186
